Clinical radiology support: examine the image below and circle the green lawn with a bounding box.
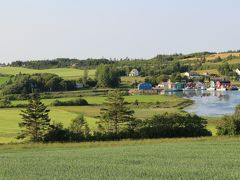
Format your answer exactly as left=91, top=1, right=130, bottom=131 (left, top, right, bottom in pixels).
left=0, top=107, right=98, bottom=143
left=0, top=76, right=9, bottom=85
left=1, top=137, right=240, bottom=179
left=0, top=67, right=95, bottom=80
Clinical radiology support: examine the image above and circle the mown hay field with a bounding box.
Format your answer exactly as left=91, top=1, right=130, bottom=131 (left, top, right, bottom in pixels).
left=0, top=67, right=95, bottom=80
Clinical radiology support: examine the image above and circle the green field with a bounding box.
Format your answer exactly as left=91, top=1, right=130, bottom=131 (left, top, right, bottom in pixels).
left=0, top=67, right=95, bottom=80
left=0, top=108, right=98, bottom=143
left=0, top=76, right=9, bottom=85
left=12, top=94, right=190, bottom=106
left=1, top=137, right=240, bottom=179
left=0, top=95, right=191, bottom=143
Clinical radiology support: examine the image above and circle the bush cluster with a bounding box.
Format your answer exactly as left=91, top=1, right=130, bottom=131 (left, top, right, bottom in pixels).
left=51, top=98, right=88, bottom=106
left=44, top=112, right=211, bottom=142
left=217, top=105, right=240, bottom=135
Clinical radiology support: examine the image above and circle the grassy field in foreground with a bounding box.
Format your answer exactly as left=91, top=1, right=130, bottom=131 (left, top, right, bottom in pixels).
left=1, top=137, right=240, bottom=179
left=0, top=67, right=95, bottom=80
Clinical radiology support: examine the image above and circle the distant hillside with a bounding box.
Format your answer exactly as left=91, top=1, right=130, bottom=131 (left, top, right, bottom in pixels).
left=0, top=67, right=96, bottom=80
left=3, top=51, right=240, bottom=80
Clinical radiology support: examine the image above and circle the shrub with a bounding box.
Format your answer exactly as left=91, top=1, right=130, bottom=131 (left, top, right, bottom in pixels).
left=44, top=122, right=71, bottom=142
left=51, top=98, right=88, bottom=106
left=139, top=113, right=211, bottom=138
left=217, top=105, right=240, bottom=136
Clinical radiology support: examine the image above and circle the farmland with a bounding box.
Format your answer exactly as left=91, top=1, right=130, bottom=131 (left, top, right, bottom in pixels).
left=0, top=95, right=192, bottom=144
left=0, top=67, right=95, bottom=80
left=1, top=137, right=240, bottom=179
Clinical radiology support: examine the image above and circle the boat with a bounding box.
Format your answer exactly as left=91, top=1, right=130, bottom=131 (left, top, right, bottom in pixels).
left=164, top=89, right=178, bottom=92
left=216, top=88, right=226, bottom=91
left=229, top=86, right=239, bottom=91
left=183, top=87, right=195, bottom=91
left=196, top=86, right=206, bottom=91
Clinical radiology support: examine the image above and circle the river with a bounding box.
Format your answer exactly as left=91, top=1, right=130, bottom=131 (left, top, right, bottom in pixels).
left=166, top=90, right=240, bottom=116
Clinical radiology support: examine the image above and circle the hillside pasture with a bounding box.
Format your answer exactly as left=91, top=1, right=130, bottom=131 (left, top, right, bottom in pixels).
left=0, top=67, right=95, bottom=80
left=196, top=69, right=219, bottom=75
left=207, top=52, right=240, bottom=60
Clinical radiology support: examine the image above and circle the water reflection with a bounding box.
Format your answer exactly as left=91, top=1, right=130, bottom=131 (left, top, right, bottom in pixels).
left=163, top=90, right=240, bottom=116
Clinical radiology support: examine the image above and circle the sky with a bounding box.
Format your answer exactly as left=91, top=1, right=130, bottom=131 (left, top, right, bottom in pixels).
left=0, top=0, right=240, bottom=63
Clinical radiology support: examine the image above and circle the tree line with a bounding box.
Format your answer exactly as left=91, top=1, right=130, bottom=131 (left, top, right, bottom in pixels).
left=11, top=58, right=112, bottom=69
left=1, top=73, right=77, bottom=95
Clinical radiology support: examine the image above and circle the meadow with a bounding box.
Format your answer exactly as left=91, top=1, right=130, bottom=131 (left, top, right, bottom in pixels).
left=0, top=95, right=192, bottom=143
left=0, top=67, right=95, bottom=80
left=1, top=137, right=240, bottom=179
left=0, top=76, right=9, bottom=85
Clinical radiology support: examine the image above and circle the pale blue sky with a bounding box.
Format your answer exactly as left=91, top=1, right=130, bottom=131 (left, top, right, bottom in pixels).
left=0, top=0, right=240, bottom=62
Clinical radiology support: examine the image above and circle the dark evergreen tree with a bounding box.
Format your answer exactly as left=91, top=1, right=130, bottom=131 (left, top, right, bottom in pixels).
left=95, top=64, right=121, bottom=88
left=99, top=90, right=135, bottom=134
left=18, top=93, right=51, bottom=142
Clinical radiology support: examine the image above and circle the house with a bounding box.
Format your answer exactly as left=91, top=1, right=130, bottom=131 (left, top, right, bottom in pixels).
left=236, top=69, right=240, bottom=76
left=175, top=82, right=185, bottom=91
left=195, top=82, right=206, bottom=90
left=184, top=72, right=201, bottom=79
left=216, top=80, right=231, bottom=89
left=138, top=82, right=152, bottom=90
left=129, top=69, right=139, bottom=77
left=159, top=80, right=184, bottom=91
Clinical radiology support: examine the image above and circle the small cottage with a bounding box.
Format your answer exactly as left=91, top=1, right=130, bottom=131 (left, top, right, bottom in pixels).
left=236, top=69, right=240, bottom=76
left=129, top=69, right=139, bottom=77
left=216, top=80, right=231, bottom=89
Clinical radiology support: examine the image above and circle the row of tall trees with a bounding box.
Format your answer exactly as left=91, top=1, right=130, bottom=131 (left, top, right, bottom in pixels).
left=2, top=73, right=76, bottom=94
left=11, top=58, right=112, bottom=69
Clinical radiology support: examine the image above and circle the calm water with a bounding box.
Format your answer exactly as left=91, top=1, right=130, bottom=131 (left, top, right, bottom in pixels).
left=167, top=90, right=240, bottom=116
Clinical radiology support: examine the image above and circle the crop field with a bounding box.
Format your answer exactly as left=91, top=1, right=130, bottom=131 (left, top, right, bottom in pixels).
left=0, top=67, right=95, bottom=80
left=1, top=137, right=240, bottom=179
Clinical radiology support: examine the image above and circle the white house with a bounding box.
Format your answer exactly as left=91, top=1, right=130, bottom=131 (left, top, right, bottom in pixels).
left=129, top=69, right=139, bottom=76
left=236, top=69, right=240, bottom=76
left=184, top=71, right=201, bottom=79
